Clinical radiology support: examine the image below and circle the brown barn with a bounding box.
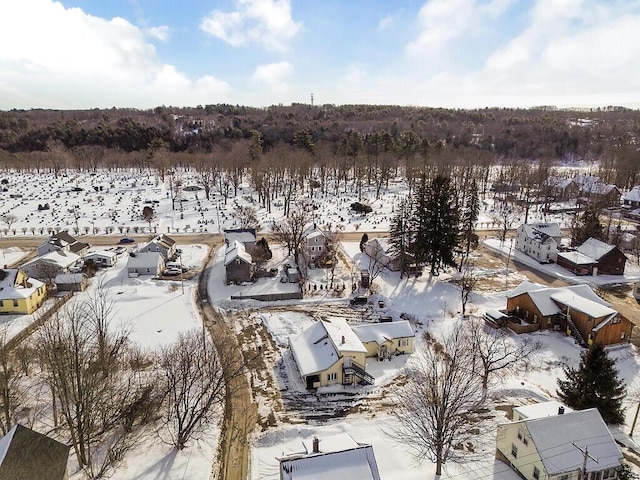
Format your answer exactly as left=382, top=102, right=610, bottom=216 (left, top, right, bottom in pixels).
left=505, top=281, right=633, bottom=346
left=577, top=238, right=627, bottom=275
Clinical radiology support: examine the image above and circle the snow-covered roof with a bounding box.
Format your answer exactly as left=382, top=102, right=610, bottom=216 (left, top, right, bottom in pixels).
left=513, top=401, right=573, bottom=420
left=550, top=290, right=617, bottom=319
left=54, top=273, right=85, bottom=284
left=126, top=252, right=163, bottom=269
left=520, top=223, right=562, bottom=241
left=577, top=237, right=618, bottom=261
left=556, top=250, right=598, bottom=265
left=224, top=229, right=256, bottom=245
left=623, top=187, right=640, bottom=203
left=279, top=434, right=381, bottom=480
left=0, top=269, right=44, bottom=300
left=545, top=177, right=576, bottom=189
left=23, top=250, right=80, bottom=269
left=351, top=321, right=414, bottom=345
left=289, top=318, right=366, bottom=377
left=323, top=317, right=367, bottom=354
left=366, top=237, right=392, bottom=253
left=85, top=250, right=117, bottom=260
left=507, top=281, right=612, bottom=317
left=290, top=321, right=341, bottom=377
left=224, top=240, right=252, bottom=266
left=524, top=409, right=622, bottom=475
left=306, top=229, right=326, bottom=241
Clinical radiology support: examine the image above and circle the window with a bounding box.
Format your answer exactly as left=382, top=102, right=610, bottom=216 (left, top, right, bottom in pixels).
left=0, top=300, right=3, bottom=307
left=511, top=444, right=518, bottom=458
left=517, top=430, right=523, bottom=440
left=12, top=299, right=18, bottom=307
left=310, top=246, right=315, bottom=252
left=327, top=372, right=337, bottom=382
left=533, top=466, right=539, bottom=480
left=621, top=332, right=627, bottom=340
left=560, top=475, right=569, bottom=480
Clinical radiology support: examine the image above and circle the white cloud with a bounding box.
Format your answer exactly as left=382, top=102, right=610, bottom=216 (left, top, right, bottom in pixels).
left=343, top=64, right=368, bottom=85
left=0, top=0, right=230, bottom=109
left=252, top=61, right=293, bottom=84
left=377, top=14, right=395, bottom=31
left=145, top=25, right=171, bottom=42
left=406, top=0, right=513, bottom=57
left=200, top=0, right=302, bottom=52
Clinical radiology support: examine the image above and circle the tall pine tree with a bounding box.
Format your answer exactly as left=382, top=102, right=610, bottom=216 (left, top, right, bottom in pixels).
left=459, top=180, right=480, bottom=270
left=411, top=174, right=460, bottom=276
left=557, top=342, right=626, bottom=424
left=571, top=205, right=605, bottom=246
left=388, top=198, right=413, bottom=278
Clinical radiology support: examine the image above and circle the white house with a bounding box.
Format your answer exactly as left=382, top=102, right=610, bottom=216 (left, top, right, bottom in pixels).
left=515, top=223, right=563, bottom=264
left=303, top=227, right=328, bottom=267
left=126, top=252, right=165, bottom=277
left=496, top=408, right=622, bottom=480
left=351, top=320, right=415, bottom=361
left=139, top=234, right=177, bottom=260
left=21, top=250, right=81, bottom=281
left=36, top=231, right=90, bottom=258
left=289, top=318, right=372, bottom=390
left=84, top=250, right=118, bottom=268
left=364, top=237, right=399, bottom=271
left=278, top=433, right=381, bottom=480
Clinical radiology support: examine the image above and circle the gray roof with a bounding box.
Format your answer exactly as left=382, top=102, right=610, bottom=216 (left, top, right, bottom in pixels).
left=0, top=424, right=70, bottom=480
left=524, top=409, right=622, bottom=475
left=352, top=320, right=414, bottom=345
left=577, top=238, right=619, bottom=261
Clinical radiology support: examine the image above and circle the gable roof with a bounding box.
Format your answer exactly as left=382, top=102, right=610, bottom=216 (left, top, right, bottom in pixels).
left=289, top=318, right=366, bottom=377
left=352, top=320, right=414, bottom=345
left=0, top=269, right=44, bottom=300
left=126, top=252, right=163, bottom=269
left=507, top=281, right=612, bottom=317
left=523, top=409, right=621, bottom=475
left=44, top=231, right=89, bottom=254
left=0, top=424, right=70, bottom=480
left=519, top=223, right=563, bottom=241
left=23, top=250, right=81, bottom=270
left=224, top=228, right=256, bottom=246
left=513, top=401, right=573, bottom=420
left=279, top=434, right=381, bottom=480
left=224, top=240, right=252, bottom=266
left=624, top=187, right=640, bottom=203
left=577, top=237, right=621, bottom=261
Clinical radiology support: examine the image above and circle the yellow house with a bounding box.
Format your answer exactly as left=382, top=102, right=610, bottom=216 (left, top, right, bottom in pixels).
left=289, top=317, right=372, bottom=390
left=352, top=320, right=415, bottom=360
left=496, top=408, right=622, bottom=480
left=0, top=269, right=48, bottom=315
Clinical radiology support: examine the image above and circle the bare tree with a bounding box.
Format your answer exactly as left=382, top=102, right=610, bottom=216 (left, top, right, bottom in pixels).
left=0, top=214, right=16, bottom=231
left=271, top=203, right=312, bottom=265
left=467, top=318, right=541, bottom=390
left=234, top=204, right=259, bottom=229
left=452, top=260, right=480, bottom=318
left=364, top=241, right=388, bottom=293
left=494, top=202, right=517, bottom=246
left=38, top=302, right=154, bottom=479
left=0, top=326, right=25, bottom=435
left=158, top=328, right=243, bottom=450
left=389, top=324, right=484, bottom=476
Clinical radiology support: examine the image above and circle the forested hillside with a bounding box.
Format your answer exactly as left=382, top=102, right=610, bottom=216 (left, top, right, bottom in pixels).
left=0, top=104, right=639, bottom=188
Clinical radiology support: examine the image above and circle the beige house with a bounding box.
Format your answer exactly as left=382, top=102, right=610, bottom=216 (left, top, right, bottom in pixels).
left=496, top=408, right=622, bottom=480
left=289, top=317, right=372, bottom=390
left=352, top=320, right=415, bottom=360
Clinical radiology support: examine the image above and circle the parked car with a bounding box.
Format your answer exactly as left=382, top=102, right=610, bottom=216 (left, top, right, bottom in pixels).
left=350, top=296, right=369, bottom=306
left=163, top=268, right=182, bottom=276
left=118, top=237, right=135, bottom=244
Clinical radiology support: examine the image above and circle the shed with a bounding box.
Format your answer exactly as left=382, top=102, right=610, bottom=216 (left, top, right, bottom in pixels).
left=54, top=273, right=88, bottom=292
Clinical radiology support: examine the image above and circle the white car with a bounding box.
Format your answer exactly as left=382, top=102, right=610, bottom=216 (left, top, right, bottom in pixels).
left=163, top=268, right=182, bottom=276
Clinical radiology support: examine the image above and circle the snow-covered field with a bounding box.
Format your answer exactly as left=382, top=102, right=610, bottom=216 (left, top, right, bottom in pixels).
left=0, top=169, right=595, bottom=237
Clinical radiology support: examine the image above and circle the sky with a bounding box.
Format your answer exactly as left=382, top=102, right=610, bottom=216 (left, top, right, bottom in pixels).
left=1, top=0, right=640, bottom=110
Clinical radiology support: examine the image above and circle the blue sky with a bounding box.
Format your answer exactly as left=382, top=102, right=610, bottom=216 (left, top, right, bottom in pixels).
left=1, top=0, right=640, bottom=110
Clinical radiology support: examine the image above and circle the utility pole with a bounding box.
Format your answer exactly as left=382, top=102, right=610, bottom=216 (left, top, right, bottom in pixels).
left=630, top=400, right=640, bottom=437
left=572, top=442, right=598, bottom=480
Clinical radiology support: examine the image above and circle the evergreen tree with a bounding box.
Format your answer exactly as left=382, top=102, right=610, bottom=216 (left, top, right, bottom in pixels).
left=411, top=175, right=460, bottom=276
left=388, top=199, right=412, bottom=278
left=571, top=205, right=605, bottom=246
left=459, top=180, right=480, bottom=269
left=557, top=342, right=626, bottom=424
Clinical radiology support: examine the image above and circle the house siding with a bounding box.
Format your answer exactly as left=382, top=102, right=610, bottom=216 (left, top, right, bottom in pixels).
left=596, top=248, right=626, bottom=275
left=226, top=259, right=253, bottom=285
left=506, top=294, right=556, bottom=329
left=496, top=423, right=549, bottom=480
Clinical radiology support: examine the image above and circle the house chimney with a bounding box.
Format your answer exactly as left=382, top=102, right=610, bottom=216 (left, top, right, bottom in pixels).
left=558, top=406, right=565, bottom=415
left=341, top=335, right=345, bottom=344
left=312, top=437, right=319, bottom=453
